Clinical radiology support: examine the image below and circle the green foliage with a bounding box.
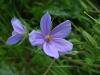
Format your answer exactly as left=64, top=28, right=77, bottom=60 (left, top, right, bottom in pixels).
left=0, top=0, right=100, bottom=75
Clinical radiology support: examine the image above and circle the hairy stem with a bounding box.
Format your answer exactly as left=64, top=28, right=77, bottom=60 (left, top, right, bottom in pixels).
left=63, top=56, right=100, bottom=68
left=43, top=58, right=55, bottom=75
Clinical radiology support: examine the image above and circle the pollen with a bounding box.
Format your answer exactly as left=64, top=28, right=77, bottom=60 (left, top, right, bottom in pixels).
left=45, top=34, right=52, bottom=41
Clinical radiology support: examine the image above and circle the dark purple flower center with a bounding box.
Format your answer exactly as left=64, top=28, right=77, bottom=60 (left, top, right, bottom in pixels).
left=44, top=34, right=52, bottom=42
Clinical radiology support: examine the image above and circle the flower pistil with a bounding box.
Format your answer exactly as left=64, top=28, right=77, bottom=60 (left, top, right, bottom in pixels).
left=44, top=34, right=52, bottom=42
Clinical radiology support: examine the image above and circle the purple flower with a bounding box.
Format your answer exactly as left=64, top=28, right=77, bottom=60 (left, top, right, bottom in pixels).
left=29, top=12, right=73, bottom=58
left=6, top=17, right=26, bottom=45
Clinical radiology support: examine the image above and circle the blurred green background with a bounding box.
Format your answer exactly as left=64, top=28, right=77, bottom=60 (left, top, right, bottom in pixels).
left=0, top=0, right=100, bottom=75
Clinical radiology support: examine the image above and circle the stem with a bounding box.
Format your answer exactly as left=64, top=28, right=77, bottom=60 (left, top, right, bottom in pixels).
left=86, top=0, right=100, bottom=13
left=84, top=11, right=100, bottom=25
left=63, top=56, right=100, bottom=68
left=43, top=58, right=55, bottom=75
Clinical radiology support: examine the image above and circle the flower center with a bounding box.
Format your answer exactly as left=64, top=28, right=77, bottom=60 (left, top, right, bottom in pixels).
left=44, top=34, right=52, bottom=41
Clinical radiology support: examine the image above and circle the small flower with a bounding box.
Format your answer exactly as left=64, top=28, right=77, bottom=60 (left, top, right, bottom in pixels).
left=6, top=17, right=26, bottom=45
left=29, top=12, right=73, bottom=58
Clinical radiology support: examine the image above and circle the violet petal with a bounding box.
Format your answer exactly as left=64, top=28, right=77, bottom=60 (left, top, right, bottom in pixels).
left=40, top=12, right=52, bottom=34
left=29, top=30, right=44, bottom=46
left=52, top=38, right=73, bottom=53
left=12, top=31, right=17, bottom=35
left=43, top=42, right=59, bottom=59
left=6, top=34, right=23, bottom=45
left=51, top=20, right=71, bottom=38
left=11, top=17, right=25, bottom=33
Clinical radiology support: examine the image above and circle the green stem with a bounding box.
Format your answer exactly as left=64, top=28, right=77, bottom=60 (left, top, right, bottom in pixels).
left=84, top=11, right=100, bottom=25
left=86, top=0, right=100, bottom=13
left=63, top=56, right=100, bottom=68
left=43, top=58, right=55, bottom=75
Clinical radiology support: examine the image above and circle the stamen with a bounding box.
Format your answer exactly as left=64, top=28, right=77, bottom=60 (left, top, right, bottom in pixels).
left=45, top=35, right=52, bottom=41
